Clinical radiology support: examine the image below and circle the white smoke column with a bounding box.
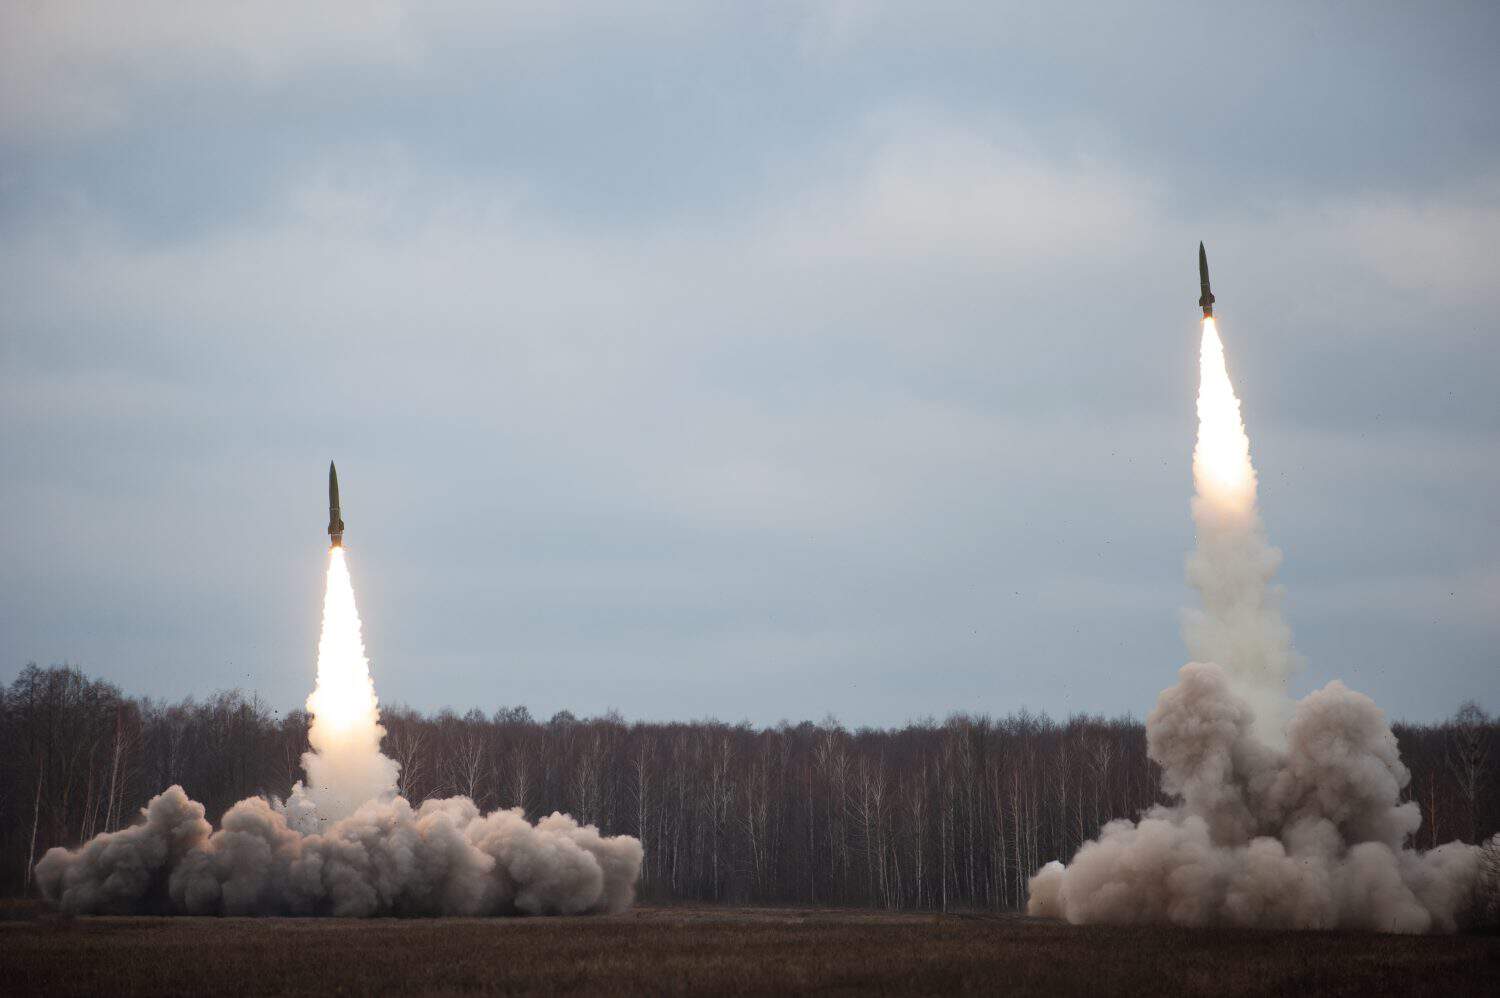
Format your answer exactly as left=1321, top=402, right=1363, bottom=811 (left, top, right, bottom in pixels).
left=1025, top=317, right=1483, bottom=932
left=1184, top=318, right=1296, bottom=742
left=285, top=547, right=399, bottom=826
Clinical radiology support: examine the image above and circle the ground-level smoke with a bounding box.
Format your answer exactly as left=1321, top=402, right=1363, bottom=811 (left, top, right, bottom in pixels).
left=36, top=548, right=642, bottom=916
left=1027, top=318, right=1486, bottom=933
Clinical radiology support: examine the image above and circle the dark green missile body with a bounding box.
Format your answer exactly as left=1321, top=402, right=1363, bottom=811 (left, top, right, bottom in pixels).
left=328, top=462, right=344, bottom=547
left=1199, top=242, right=1215, bottom=318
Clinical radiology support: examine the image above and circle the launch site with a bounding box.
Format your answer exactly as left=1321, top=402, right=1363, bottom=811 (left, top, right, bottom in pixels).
left=1, top=3, right=1496, bottom=995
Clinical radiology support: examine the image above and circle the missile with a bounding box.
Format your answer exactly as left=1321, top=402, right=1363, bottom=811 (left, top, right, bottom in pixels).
left=328, top=461, right=344, bottom=548
left=1198, top=241, right=1215, bottom=318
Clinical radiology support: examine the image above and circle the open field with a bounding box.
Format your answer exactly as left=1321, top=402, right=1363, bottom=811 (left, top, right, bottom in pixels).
left=1, top=902, right=1496, bottom=996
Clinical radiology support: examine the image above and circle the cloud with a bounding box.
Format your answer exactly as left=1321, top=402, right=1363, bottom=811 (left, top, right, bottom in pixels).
left=764, top=109, right=1152, bottom=266
left=1338, top=182, right=1500, bottom=301
left=0, top=2, right=414, bottom=138
left=0, top=7, right=1495, bottom=724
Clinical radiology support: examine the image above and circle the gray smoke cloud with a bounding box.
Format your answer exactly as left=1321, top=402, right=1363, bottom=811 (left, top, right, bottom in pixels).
left=1028, top=664, right=1482, bottom=932
left=1026, top=321, right=1485, bottom=932
left=36, top=785, right=642, bottom=916
left=35, top=548, right=643, bottom=917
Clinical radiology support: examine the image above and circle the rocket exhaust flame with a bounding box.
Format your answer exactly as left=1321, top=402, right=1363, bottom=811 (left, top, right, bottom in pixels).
left=283, top=547, right=400, bottom=825
left=1193, top=319, right=1254, bottom=508
left=1023, top=298, right=1486, bottom=933
left=310, top=549, right=373, bottom=738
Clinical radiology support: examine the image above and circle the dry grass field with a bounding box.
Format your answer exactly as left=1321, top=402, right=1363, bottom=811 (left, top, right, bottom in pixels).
left=1, top=902, right=1496, bottom=996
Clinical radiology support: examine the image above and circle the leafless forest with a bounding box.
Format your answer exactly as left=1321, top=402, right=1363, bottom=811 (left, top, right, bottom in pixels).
left=3, top=664, right=1496, bottom=908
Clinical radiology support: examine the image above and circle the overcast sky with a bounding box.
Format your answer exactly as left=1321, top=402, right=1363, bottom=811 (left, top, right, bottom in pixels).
left=2, top=2, right=1496, bottom=727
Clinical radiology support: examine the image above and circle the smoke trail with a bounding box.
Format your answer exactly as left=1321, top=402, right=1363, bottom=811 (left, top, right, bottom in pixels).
left=35, top=549, right=642, bottom=916
left=1184, top=319, right=1297, bottom=743
left=1026, top=318, right=1483, bottom=933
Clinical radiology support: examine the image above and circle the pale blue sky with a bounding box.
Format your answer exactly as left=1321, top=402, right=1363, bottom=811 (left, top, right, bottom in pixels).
left=2, top=2, right=1496, bottom=725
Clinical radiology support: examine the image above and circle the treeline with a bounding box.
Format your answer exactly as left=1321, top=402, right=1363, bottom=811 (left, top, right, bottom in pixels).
left=2, top=664, right=1496, bottom=907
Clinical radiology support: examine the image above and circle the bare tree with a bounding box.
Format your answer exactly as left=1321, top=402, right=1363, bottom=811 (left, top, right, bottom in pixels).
left=386, top=720, right=426, bottom=803
left=3, top=663, right=1495, bottom=909
left=445, top=730, right=490, bottom=805
left=1448, top=701, right=1490, bottom=843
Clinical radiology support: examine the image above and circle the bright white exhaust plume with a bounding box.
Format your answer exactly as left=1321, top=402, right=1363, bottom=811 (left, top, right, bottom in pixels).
left=1027, top=318, right=1482, bottom=933
left=35, top=549, right=643, bottom=916
left=1184, top=319, right=1297, bottom=744
left=281, top=547, right=400, bottom=829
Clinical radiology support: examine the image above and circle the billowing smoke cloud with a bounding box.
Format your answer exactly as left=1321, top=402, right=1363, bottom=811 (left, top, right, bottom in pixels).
left=36, top=786, right=641, bottom=916
left=36, top=548, right=642, bottom=916
left=1028, top=319, right=1484, bottom=933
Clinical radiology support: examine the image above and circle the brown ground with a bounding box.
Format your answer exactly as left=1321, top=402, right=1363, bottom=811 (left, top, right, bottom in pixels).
left=1, top=901, right=1496, bottom=996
